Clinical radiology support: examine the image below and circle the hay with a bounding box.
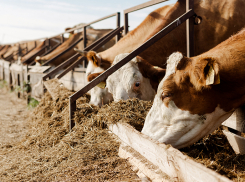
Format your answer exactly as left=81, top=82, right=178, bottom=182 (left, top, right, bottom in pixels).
left=1, top=81, right=245, bottom=181
left=181, top=127, right=245, bottom=181
left=0, top=86, right=139, bottom=181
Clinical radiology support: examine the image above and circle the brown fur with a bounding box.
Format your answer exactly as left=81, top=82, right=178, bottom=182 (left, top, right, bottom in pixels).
left=160, top=27, right=245, bottom=115
left=137, top=56, right=166, bottom=91
left=87, top=72, right=104, bottom=82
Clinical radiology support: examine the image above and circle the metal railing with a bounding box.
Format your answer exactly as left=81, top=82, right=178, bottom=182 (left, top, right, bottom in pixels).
left=42, top=12, right=121, bottom=81
left=68, top=0, right=196, bottom=130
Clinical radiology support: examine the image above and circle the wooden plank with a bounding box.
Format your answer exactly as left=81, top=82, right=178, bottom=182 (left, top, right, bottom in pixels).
left=109, top=123, right=231, bottom=182
left=223, top=130, right=245, bottom=154
left=222, top=107, right=245, bottom=133
left=119, top=143, right=171, bottom=182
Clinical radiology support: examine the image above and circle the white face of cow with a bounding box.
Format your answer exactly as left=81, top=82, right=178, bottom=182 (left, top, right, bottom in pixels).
left=142, top=52, right=234, bottom=149
left=106, top=53, right=156, bottom=102
left=89, top=86, right=113, bottom=107
left=86, top=61, right=113, bottom=107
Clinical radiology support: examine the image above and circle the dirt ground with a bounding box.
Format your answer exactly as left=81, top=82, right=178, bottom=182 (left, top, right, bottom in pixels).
left=0, top=88, right=30, bottom=146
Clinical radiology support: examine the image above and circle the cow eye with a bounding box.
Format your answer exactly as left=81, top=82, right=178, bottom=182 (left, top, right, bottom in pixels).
left=161, top=93, right=172, bottom=100
left=135, top=82, right=140, bottom=87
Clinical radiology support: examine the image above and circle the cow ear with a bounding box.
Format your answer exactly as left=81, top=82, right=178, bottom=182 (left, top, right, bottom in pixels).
left=137, top=56, right=166, bottom=91
left=74, top=49, right=101, bottom=66
left=87, top=71, right=106, bottom=89
left=190, top=58, right=220, bottom=91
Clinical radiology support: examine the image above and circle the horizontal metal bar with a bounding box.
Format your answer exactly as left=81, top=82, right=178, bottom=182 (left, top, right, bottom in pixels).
left=57, top=26, right=124, bottom=80
left=70, top=9, right=195, bottom=103
left=124, top=0, right=168, bottom=14
left=65, top=12, right=120, bottom=34
left=42, top=36, right=84, bottom=66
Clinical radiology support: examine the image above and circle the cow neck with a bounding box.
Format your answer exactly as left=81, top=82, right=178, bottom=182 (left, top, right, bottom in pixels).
left=139, top=1, right=186, bottom=68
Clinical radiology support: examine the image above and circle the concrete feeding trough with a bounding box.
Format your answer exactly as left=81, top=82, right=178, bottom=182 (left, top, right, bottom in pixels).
left=58, top=67, right=87, bottom=91
left=9, top=63, right=31, bottom=98
left=28, top=66, right=51, bottom=101
left=109, top=123, right=232, bottom=182
left=0, top=59, right=12, bottom=89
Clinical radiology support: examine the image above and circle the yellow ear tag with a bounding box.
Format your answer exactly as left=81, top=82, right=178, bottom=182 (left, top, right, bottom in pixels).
left=97, top=81, right=106, bottom=89
left=206, top=65, right=215, bottom=85
left=153, top=66, right=160, bottom=69
left=214, top=74, right=220, bottom=85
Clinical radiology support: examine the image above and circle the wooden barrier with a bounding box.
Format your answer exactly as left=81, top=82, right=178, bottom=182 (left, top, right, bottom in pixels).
left=109, top=123, right=232, bottom=182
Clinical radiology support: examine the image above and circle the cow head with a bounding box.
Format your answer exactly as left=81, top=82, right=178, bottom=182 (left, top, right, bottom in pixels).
left=106, top=53, right=165, bottom=102
left=142, top=52, right=235, bottom=149
left=87, top=71, right=113, bottom=107
left=74, top=49, right=111, bottom=78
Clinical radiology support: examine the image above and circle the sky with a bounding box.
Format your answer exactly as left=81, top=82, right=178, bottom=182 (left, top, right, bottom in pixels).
left=0, top=0, right=177, bottom=44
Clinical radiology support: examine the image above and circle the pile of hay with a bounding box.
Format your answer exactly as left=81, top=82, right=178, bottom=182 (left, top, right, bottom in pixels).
left=182, top=127, right=245, bottom=181
left=0, top=86, right=141, bottom=181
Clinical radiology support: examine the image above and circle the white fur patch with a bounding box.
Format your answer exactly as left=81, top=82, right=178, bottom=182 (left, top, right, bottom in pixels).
left=165, top=52, right=183, bottom=77
left=142, top=92, right=234, bottom=149
left=106, top=53, right=155, bottom=102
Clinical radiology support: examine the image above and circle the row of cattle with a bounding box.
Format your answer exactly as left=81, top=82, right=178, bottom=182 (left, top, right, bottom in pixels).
left=1, top=0, right=245, bottom=149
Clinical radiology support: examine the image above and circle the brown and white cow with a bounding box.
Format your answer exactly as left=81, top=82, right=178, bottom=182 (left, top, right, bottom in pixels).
left=142, top=27, right=245, bottom=149
left=77, top=0, right=245, bottom=106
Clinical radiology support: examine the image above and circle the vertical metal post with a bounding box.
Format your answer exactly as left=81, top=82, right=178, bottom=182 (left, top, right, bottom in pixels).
left=9, top=66, right=13, bottom=91
left=83, top=26, right=87, bottom=48
left=25, top=42, right=28, bottom=53
left=1, top=62, right=4, bottom=80
left=17, top=74, right=20, bottom=98
left=34, top=41, right=37, bottom=48
left=124, top=13, right=129, bottom=35
left=116, top=12, right=121, bottom=42
left=69, top=99, right=76, bottom=131
left=18, top=43, right=22, bottom=57
left=186, top=0, right=195, bottom=57
left=45, top=38, right=49, bottom=52
left=61, top=34, right=64, bottom=43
